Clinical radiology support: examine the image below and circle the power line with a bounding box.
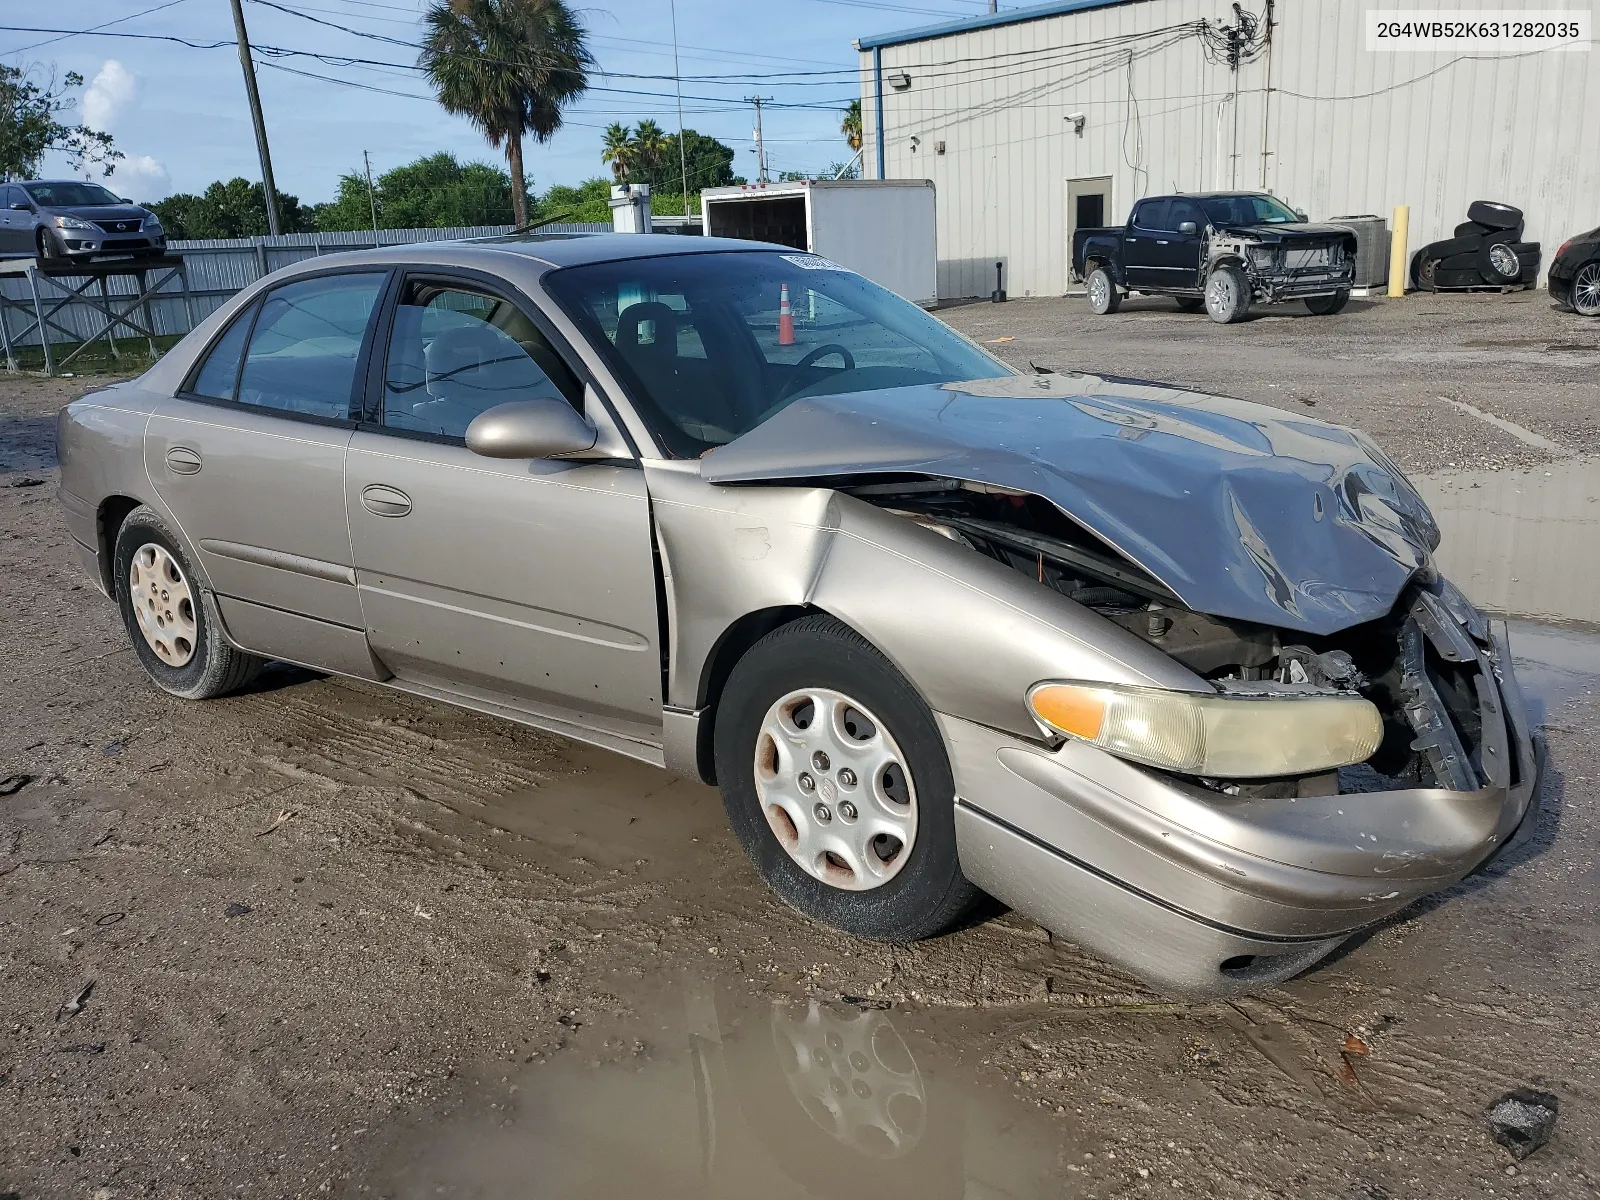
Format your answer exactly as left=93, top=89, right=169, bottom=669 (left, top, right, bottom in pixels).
left=4, top=0, right=190, bottom=56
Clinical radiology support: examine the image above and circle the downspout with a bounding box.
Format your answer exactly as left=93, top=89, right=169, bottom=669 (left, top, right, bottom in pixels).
left=1258, top=0, right=1276, bottom=189
left=874, top=46, right=886, bottom=180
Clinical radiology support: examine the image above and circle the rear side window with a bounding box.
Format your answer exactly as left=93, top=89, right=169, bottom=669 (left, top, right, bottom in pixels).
left=235, top=273, right=384, bottom=420
left=187, top=302, right=257, bottom=401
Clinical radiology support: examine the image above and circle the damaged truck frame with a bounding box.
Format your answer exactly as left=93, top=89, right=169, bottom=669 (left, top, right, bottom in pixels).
left=56, top=235, right=1537, bottom=998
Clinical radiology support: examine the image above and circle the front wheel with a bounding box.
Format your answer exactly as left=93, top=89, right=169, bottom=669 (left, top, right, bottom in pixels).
left=35, top=229, right=67, bottom=265
left=1574, top=262, right=1600, bottom=317
left=1085, top=266, right=1121, bottom=314
left=1204, top=265, right=1251, bottom=323
left=713, top=615, right=981, bottom=941
left=1304, top=290, right=1350, bottom=316
left=113, top=505, right=265, bottom=699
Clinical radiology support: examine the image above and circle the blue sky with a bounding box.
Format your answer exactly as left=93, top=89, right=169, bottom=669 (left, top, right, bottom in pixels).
left=3, top=0, right=993, bottom=204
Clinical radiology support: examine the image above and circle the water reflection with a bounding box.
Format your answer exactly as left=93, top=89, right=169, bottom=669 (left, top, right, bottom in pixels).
left=386, top=980, right=1078, bottom=1198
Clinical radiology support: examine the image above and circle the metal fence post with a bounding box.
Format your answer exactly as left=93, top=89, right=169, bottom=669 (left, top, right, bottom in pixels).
left=28, top=267, right=55, bottom=376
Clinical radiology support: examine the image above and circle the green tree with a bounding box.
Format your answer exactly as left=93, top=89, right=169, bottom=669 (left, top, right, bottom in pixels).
left=148, top=178, right=311, bottom=239
left=631, top=129, right=736, bottom=194
left=0, top=64, right=120, bottom=179
left=600, top=122, right=632, bottom=182
left=420, top=0, right=593, bottom=228
left=539, top=176, right=611, bottom=222
left=841, top=99, right=862, bottom=153
left=631, top=119, right=666, bottom=183
left=314, top=152, right=514, bottom=231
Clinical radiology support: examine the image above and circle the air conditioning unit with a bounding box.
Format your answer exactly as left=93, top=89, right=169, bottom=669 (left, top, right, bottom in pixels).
left=1328, top=214, right=1390, bottom=289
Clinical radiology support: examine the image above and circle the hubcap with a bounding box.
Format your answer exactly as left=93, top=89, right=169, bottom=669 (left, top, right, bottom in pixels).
left=754, top=688, right=917, bottom=891
left=771, top=999, right=926, bottom=1160
left=1575, top=263, right=1600, bottom=316
left=128, top=543, right=197, bottom=667
left=1206, top=275, right=1231, bottom=316
left=1089, top=273, right=1107, bottom=309
left=1488, top=242, right=1519, bottom=278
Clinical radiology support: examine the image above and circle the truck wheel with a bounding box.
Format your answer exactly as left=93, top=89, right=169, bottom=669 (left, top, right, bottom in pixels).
left=713, top=615, right=981, bottom=942
left=1412, top=252, right=1439, bottom=292
left=1204, top=265, right=1250, bottom=323
left=1085, top=266, right=1121, bottom=314
left=1304, top=290, right=1350, bottom=316
left=1175, top=296, right=1204, bottom=312
left=113, top=505, right=265, bottom=699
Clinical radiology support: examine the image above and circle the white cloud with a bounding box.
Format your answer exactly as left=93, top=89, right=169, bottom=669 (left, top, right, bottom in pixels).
left=83, top=60, right=139, bottom=131
left=113, top=155, right=172, bottom=202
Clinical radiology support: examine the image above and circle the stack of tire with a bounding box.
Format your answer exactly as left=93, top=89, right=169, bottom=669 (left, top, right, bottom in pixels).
left=1410, top=201, right=1541, bottom=291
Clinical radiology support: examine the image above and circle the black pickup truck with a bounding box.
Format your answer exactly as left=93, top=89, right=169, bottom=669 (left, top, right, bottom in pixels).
left=1072, top=192, right=1358, bottom=323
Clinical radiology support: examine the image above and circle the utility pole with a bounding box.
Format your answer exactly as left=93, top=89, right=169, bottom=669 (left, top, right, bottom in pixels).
left=363, top=150, right=379, bottom=237
left=669, top=0, right=690, bottom=216
left=747, top=96, right=771, bottom=183
left=229, top=0, right=282, bottom=236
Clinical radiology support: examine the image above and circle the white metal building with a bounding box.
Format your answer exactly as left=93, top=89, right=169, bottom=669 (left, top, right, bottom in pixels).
left=855, top=0, right=1599, bottom=300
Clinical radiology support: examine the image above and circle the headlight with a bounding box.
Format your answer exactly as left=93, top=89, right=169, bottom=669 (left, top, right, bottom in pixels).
left=142, top=216, right=162, bottom=233
left=54, top=215, right=98, bottom=231
left=1247, top=245, right=1277, bottom=268
left=1027, top=681, right=1383, bottom=778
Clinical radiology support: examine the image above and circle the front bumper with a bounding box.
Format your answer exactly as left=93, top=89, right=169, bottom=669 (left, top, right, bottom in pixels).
left=1254, top=270, right=1355, bottom=301
left=56, top=231, right=165, bottom=258
left=945, top=619, right=1539, bottom=998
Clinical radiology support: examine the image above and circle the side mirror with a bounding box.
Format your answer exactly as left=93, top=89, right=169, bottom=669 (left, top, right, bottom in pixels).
left=465, top=397, right=597, bottom=459
left=1177, top=220, right=1197, bottom=235
left=1293, top=208, right=1308, bottom=222
left=121, top=197, right=132, bottom=203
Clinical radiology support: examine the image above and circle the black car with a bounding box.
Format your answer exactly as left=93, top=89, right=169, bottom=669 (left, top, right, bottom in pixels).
left=1549, top=223, right=1600, bottom=316
left=0, top=179, right=166, bottom=263
left=1072, top=192, right=1356, bottom=324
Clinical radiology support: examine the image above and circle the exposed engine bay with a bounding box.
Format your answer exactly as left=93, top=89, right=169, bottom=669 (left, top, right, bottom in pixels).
left=850, top=477, right=1513, bottom=800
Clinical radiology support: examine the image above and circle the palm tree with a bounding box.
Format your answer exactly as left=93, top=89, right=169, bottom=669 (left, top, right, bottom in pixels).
left=841, top=99, right=862, bottom=153
left=632, top=118, right=667, bottom=182
left=600, top=122, right=633, bottom=182
left=420, top=0, right=593, bottom=227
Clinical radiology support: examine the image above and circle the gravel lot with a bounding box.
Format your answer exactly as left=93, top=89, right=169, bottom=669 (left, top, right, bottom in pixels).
left=3, top=291, right=1599, bottom=1199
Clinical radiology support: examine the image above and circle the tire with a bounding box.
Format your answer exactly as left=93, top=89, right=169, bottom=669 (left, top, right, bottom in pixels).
left=1411, top=250, right=1438, bottom=292
left=1572, top=260, right=1600, bottom=316
left=1454, top=221, right=1495, bottom=238
left=712, top=614, right=981, bottom=942
left=112, top=505, right=265, bottom=700
left=1467, top=200, right=1523, bottom=230
left=35, top=228, right=67, bottom=265
left=1204, top=264, right=1250, bottom=323
left=1437, top=250, right=1483, bottom=271
left=1421, top=233, right=1489, bottom=261
left=1175, top=296, right=1205, bottom=312
left=1085, top=266, right=1121, bottom=314
left=1435, top=267, right=1484, bottom=289
left=1304, top=290, right=1350, bottom=316
left=1480, top=240, right=1523, bottom=283
left=1511, top=242, right=1542, bottom=284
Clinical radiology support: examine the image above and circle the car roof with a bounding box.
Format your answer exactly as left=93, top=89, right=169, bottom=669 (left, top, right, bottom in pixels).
left=460, top=231, right=793, bottom=267
left=1149, top=191, right=1277, bottom=200
left=19, top=179, right=114, bottom=187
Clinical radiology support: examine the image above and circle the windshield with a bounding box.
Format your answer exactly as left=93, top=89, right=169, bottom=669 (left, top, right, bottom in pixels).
left=544, top=250, right=1014, bottom=457
left=1198, top=194, right=1301, bottom=226
left=24, top=182, right=124, bottom=207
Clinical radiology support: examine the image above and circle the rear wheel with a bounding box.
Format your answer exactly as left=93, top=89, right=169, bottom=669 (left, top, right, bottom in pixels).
left=1304, top=290, right=1350, bottom=316
left=1573, top=262, right=1600, bottom=317
left=113, top=506, right=265, bottom=699
left=1204, top=265, right=1250, bottom=323
left=1085, top=266, right=1121, bottom=314
left=713, top=615, right=980, bottom=941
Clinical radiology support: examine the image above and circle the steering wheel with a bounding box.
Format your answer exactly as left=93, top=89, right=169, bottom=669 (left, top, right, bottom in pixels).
left=769, top=343, right=857, bottom=413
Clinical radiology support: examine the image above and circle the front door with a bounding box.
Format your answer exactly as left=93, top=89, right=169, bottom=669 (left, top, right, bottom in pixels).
left=1143, top=198, right=1208, bottom=291
left=145, top=271, right=387, bottom=644
left=0, top=186, right=31, bottom=255
left=343, top=274, right=663, bottom=752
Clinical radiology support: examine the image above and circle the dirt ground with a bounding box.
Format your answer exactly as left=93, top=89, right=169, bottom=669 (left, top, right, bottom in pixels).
left=4, top=293, right=1600, bottom=1199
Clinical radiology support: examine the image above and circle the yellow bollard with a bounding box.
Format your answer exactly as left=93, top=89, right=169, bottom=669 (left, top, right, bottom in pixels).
left=1387, top=205, right=1410, bottom=297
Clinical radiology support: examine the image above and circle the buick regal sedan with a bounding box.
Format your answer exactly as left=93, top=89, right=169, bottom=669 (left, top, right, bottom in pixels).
left=56, top=234, right=1539, bottom=997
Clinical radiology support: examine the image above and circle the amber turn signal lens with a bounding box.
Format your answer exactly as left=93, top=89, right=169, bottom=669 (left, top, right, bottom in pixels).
left=1027, top=684, right=1107, bottom=739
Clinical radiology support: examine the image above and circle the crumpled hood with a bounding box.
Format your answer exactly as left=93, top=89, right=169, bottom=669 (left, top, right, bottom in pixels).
left=1217, top=221, right=1357, bottom=243
left=699, top=373, right=1439, bottom=636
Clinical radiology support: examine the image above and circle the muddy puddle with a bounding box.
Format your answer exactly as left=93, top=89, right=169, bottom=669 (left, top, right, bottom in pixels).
left=1416, top=456, right=1600, bottom=624
left=377, top=976, right=1082, bottom=1199
left=0, top=414, right=56, bottom=474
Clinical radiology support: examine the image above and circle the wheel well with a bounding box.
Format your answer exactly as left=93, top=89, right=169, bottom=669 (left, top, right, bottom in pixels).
left=691, top=604, right=813, bottom=785
left=97, top=495, right=142, bottom=595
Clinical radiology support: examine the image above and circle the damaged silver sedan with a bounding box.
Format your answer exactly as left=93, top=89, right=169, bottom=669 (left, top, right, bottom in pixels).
left=56, top=235, right=1538, bottom=997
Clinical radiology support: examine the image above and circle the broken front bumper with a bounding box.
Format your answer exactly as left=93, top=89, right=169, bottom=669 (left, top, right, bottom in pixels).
left=945, top=619, right=1539, bottom=999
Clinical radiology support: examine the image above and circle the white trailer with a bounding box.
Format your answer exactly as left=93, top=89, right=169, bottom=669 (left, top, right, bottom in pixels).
left=701, top=179, right=937, bottom=306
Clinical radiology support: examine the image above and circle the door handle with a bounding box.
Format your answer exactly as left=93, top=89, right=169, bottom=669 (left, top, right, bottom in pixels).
left=165, top=446, right=202, bottom=475
left=361, top=484, right=412, bottom=518
left=1157, top=239, right=1170, bottom=245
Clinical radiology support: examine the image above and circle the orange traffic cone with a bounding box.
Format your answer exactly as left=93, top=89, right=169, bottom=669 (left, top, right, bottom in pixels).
left=778, top=283, right=796, bottom=346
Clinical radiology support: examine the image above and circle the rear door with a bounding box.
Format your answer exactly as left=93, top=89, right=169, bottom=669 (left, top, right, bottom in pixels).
left=343, top=271, right=663, bottom=754
left=1122, top=199, right=1170, bottom=288
left=145, top=270, right=388, bottom=669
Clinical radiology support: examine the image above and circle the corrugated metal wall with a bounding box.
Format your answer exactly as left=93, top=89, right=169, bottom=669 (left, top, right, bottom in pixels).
left=0, top=224, right=612, bottom=350
left=860, top=0, right=1600, bottom=299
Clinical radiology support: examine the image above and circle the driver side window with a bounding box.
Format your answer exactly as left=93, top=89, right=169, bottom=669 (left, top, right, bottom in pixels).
left=381, top=280, right=580, bottom=439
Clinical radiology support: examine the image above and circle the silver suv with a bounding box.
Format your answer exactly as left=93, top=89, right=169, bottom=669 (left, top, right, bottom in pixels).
left=0, top=179, right=166, bottom=262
